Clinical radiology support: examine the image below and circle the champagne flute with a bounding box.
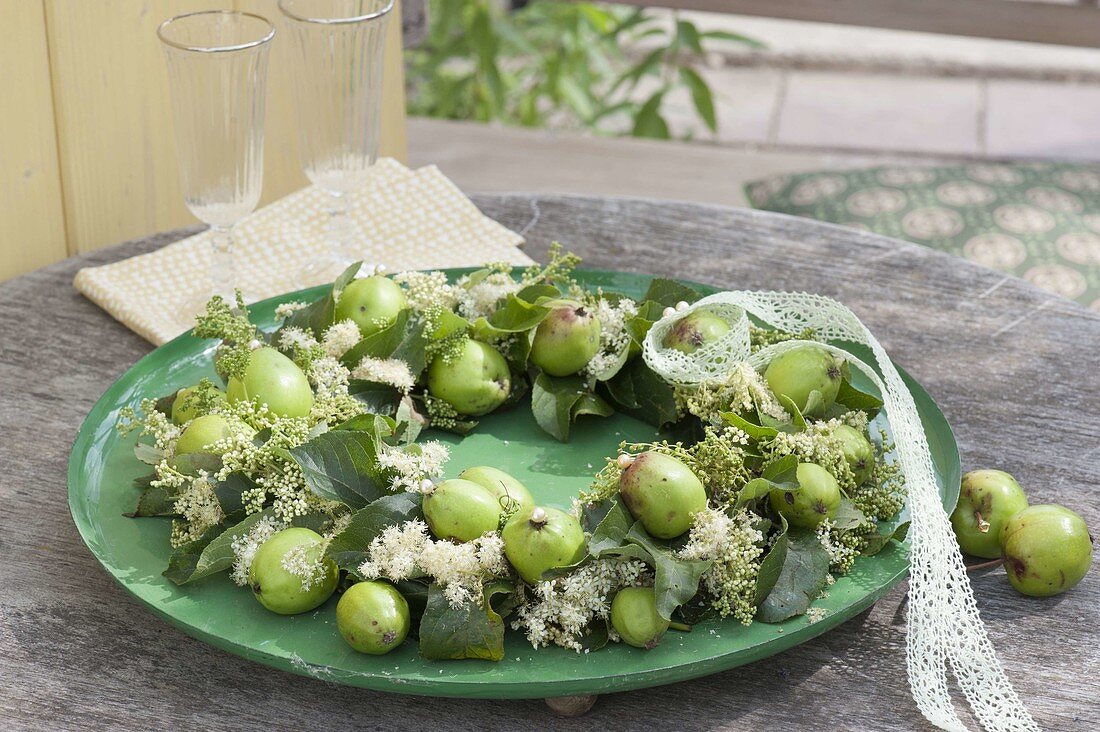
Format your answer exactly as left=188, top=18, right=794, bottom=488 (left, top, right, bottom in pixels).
left=158, top=10, right=275, bottom=311
left=277, top=0, right=394, bottom=285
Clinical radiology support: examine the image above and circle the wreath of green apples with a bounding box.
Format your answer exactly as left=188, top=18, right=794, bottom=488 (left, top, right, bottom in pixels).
left=121, top=249, right=923, bottom=661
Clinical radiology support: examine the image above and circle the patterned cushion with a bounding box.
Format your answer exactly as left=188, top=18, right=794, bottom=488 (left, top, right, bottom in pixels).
left=745, top=163, right=1100, bottom=311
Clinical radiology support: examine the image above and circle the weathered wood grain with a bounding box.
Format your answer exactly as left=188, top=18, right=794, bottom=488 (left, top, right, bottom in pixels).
left=0, top=196, right=1096, bottom=731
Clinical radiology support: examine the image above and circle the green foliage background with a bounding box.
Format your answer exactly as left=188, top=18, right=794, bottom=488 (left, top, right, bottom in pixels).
left=405, top=1, right=759, bottom=139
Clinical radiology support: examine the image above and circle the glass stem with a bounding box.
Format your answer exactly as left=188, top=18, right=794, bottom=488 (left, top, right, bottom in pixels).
left=209, top=224, right=236, bottom=300
left=326, top=190, right=356, bottom=262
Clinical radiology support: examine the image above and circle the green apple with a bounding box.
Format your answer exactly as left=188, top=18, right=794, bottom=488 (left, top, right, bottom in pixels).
left=833, top=424, right=875, bottom=486
left=1001, top=504, right=1092, bottom=597
left=422, top=478, right=502, bottom=541
left=249, top=528, right=338, bottom=615
left=950, top=469, right=1029, bottom=559
left=336, top=581, right=410, bottom=655
left=764, top=345, right=844, bottom=413
left=529, top=299, right=601, bottom=376
left=662, top=310, right=730, bottom=354
left=459, top=465, right=535, bottom=513
left=502, top=506, right=586, bottom=584
left=335, top=275, right=407, bottom=338
left=174, top=414, right=232, bottom=456
left=170, top=384, right=226, bottom=425
left=426, top=339, right=511, bottom=416
left=769, top=463, right=842, bottom=528
left=610, top=586, right=669, bottom=649
left=227, top=346, right=314, bottom=418
left=619, top=451, right=708, bottom=540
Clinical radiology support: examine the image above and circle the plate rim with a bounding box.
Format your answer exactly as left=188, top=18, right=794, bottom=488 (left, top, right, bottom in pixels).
left=67, top=267, right=961, bottom=699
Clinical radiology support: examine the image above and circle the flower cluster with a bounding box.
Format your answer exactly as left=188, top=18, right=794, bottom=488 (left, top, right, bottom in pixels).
left=852, top=433, right=906, bottom=520
left=455, top=265, right=522, bottom=321
left=281, top=513, right=352, bottom=591
left=748, top=324, right=817, bottom=353
left=351, top=356, right=416, bottom=392
left=420, top=304, right=470, bottom=364
left=512, top=558, right=650, bottom=651
left=676, top=507, right=764, bottom=624
left=229, top=515, right=284, bottom=586
left=815, top=518, right=863, bottom=574
left=682, top=427, right=753, bottom=505
left=392, top=270, right=458, bottom=313
left=170, top=474, right=225, bottom=546
left=583, top=296, right=638, bottom=380
left=358, top=520, right=508, bottom=608
left=193, top=293, right=260, bottom=380
left=676, top=361, right=788, bottom=425
left=376, top=441, right=449, bottom=493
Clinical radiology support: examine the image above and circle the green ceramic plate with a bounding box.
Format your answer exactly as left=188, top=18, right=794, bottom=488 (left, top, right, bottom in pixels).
left=68, top=268, right=960, bottom=699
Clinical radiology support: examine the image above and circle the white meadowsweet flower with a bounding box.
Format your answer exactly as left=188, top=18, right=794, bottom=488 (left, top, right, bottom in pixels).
left=278, top=326, right=319, bottom=352
left=456, top=270, right=521, bottom=321
left=275, top=301, right=309, bottom=320
left=677, top=507, right=763, bottom=624
left=393, top=270, right=459, bottom=313
left=377, top=441, right=449, bottom=493
left=322, top=319, right=362, bottom=359
left=358, top=521, right=505, bottom=607
left=351, top=356, right=416, bottom=393
left=512, top=558, right=650, bottom=652
left=359, top=520, right=431, bottom=581
left=308, top=356, right=350, bottom=394
left=230, top=515, right=285, bottom=586
left=417, top=532, right=508, bottom=607
left=583, top=296, right=638, bottom=380
left=170, top=474, right=226, bottom=547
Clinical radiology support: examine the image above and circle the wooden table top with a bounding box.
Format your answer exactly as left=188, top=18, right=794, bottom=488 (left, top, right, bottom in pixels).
left=1, top=195, right=1096, bottom=731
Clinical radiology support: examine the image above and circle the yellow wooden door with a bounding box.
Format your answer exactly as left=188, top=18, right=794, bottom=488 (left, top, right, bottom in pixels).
left=0, top=0, right=407, bottom=283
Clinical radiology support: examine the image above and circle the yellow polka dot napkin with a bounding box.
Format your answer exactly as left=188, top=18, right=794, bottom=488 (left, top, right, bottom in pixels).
left=74, top=159, right=533, bottom=345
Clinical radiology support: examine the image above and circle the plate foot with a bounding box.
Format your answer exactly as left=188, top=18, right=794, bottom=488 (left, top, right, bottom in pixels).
left=544, top=695, right=598, bottom=717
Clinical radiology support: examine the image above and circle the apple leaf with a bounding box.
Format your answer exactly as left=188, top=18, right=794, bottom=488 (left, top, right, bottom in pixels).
left=326, top=492, right=423, bottom=574
left=641, top=278, right=702, bottom=308
left=418, top=583, right=509, bottom=661
left=604, top=358, right=678, bottom=428
left=289, top=429, right=389, bottom=509
left=756, top=530, right=831, bottom=623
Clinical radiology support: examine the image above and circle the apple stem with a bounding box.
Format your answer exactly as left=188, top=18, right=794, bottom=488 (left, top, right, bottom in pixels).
left=965, top=558, right=1003, bottom=573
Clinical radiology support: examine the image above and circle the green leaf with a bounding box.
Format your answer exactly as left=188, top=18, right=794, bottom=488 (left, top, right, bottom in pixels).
left=675, top=20, right=705, bottom=55
left=418, top=584, right=507, bottom=661
left=632, top=90, right=670, bottom=139
left=835, top=379, right=884, bottom=417
left=515, top=283, right=561, bottom=304
left=700, top=29, right=764, bottom=48
left=126, top=485, right=179, bottom=518
left=589, top=498, right=634, bottom=555
left=776, top=394, right=810, bottom=429
left=530, top=373, right=591, bottom=442
left=734, top=478, right=777, bottom=509
left=641, top=277, right=702, bottom=308
left=604, top=358, right=678, bottom=427
left=861, top=521, right=910, bottom=556
left=213, top=472, right=260, bottom=516
left=762, top=454, right=800, bottom=484
left=720, top=411, right=779, bottom=442
left=572, top=391, right=613, bottom=421
left=164, top=509, right=276, bottom=585
left=624, top=523, right=711, bottom=620
left=832, top=498, right=869, bottom=531
left=326, top=492, right=423, bottom=574
left=340, top=310, right=417, bottom=368
left=473, top=294, right=550, bottom=341
left=134, top=443, right=165, bottom=466
left=756, top=530, right=831, bottom=623
left=347, top=380, right=402, bottom=416
left=754, top=516, right=789, bottom=605
left=289, top=430, right=388, bottom=509
left=280, top=263, right=359, bottom=338
left=679, top=67, right=716, bottom=133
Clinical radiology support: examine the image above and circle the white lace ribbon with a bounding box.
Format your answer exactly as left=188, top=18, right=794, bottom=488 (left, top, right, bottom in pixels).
left=643, top=291, right=1038, bottom=732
